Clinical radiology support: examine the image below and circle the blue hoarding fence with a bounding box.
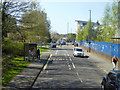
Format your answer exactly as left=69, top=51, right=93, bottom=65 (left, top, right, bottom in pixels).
left=78, top=41, right=120, bottom=59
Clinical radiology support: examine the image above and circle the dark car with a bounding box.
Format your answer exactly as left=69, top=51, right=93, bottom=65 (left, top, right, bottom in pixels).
left=101, top=70, right=120, bottom=90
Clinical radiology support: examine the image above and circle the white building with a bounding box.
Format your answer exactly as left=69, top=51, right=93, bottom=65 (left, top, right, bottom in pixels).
left=75, top=20, right=100, bottom=31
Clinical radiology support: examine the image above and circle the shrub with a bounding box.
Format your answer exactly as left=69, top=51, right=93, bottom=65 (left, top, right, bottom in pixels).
left=2, top=38, right=24, bottom=56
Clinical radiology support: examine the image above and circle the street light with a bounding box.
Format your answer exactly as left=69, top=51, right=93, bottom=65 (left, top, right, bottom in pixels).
left=88, top=10, right=91, bottom=52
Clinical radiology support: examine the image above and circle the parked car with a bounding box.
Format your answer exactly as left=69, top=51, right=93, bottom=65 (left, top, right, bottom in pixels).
left=49, top=43, right=56, bottom=48
left=73, top=47, right=84, bottom=57
left=101, top=70, right=120, bottom=90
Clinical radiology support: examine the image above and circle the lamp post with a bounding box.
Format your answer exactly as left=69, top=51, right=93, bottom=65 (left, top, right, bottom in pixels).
left=67, top=22, right=69, bottom=45
left=88, top=10, right=91, bottom=52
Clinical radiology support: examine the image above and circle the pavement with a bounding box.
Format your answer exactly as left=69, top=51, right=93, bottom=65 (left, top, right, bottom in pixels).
left=79, top=46, right=119, bottom=73
left=3, top=51, right=50, bottom=89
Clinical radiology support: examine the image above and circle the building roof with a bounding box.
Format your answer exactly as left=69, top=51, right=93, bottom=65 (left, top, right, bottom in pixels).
left=75, top=20, right=100, bottom=26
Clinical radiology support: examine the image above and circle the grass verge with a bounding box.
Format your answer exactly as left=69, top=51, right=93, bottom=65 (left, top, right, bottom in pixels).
left=37, top=47, right=49, bottom=52
left=2, top=56, right=30, bottom=86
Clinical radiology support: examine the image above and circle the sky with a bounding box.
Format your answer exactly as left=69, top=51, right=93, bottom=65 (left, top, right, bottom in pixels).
left=39, top=0, right=113, bottom=34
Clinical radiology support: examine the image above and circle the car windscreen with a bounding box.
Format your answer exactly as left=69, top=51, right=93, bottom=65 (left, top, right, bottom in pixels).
left=117, top=74, right=120, bottom=86
left=75, top=49, right=82, bottom=51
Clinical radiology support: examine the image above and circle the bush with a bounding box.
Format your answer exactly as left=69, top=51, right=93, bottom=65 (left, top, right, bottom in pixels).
left=2, top=38, right=24, bottom=56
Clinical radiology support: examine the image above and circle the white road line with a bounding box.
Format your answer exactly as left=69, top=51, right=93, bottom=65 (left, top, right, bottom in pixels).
left=77, top=72, right=83, bottom=83
left=69, top=68, right=71, bottom=70
left=43, top=54, right=52, bottom=70
left=67, top=54, right=70, bottom=57
left=68, top=64, right=70, bottom=67
left=69, top=57, right=72, bottom=61
left=55, top=50, right=58, bottom=55
left=72, top=63, right=76, bottom=69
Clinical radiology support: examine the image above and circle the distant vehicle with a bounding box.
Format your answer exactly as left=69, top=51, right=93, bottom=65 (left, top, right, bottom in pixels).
left=61, top=41, right=66, bottom=45
left=57, top=40, right=61, bottom=45
left=49, top=43, right=56, bottom=48
left=73, top=47, right=84, bottom=57
left=101, top=70, right=120, bottom=90
left=72, top=41, right=77, bottom=46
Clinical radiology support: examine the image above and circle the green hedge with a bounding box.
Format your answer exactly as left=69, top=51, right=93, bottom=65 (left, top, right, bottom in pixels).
left=2, top=38, right=24, bottom=56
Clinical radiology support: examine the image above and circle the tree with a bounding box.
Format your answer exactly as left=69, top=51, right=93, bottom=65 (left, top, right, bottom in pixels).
left=67, top=33, right=75, bottom=42
left=76, top=29, right=81, bottom=41
left=100, top=2, right=117, bottom=42
left=50, top=31, right=60, bottom=43
left=21, top=2, right=51, bottom=43
left=1, top=1, right=30, bottom=40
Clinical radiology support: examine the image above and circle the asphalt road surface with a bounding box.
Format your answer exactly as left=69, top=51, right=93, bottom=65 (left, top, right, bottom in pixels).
left=32, top=45, right=106, bottom=89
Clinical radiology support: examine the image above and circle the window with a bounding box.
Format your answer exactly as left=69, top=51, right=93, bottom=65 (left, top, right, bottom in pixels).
left=76, top=49, right=82, bottom=51
left=108, top=73, right=116, bottom=81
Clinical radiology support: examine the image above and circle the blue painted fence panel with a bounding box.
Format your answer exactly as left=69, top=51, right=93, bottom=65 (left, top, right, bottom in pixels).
left=79, top=41, right=120, bottom=59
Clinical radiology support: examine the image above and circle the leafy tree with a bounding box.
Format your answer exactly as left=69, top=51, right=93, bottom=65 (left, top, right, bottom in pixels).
left=1, top=1, right=30, bottom=40
left=50, top=31, right=60, bottom=43
left=76, top=29, right=81, bottom=41
left=67, top=33, right=75, bottom=42
left=100, top=2, right=117, bottom=42
left=21, top=2, right=51, bottom=43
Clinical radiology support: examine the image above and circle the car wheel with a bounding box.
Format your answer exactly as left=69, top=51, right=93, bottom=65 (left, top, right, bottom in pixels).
left=73, top=54, right=75, bottom=57
left=101, top=84, right=106, bottom=90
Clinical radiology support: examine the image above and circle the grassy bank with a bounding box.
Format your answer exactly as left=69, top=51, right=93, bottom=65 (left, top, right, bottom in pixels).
left=2, top=56, right=30, bottom=86
left=37, top=47, right=49, bottom=52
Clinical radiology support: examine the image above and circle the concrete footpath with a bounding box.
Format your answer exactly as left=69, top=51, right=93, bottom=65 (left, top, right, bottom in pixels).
left=83, top=48, right=119, bottom=73
left=3, top=51, right=50, bottom=89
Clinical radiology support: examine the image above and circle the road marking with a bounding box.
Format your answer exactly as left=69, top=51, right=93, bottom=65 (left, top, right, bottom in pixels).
left=77, top=72, right=83, bottom=83
left=72, top=63, right=75, bottom=68
left=55, top=50, right=58, bottom=55
left=69, top=57, right=72, bottom=61
left=68, top=64, right=70, bottom=67
left=60, top=58, right=62, bottom=60
left=69, top=68, right=71, bottom=70
left=43, top=54, right=52, bottom=70
left=98, top=65, right=108, bottom=73
left=104, top=70, right=107, bottom=73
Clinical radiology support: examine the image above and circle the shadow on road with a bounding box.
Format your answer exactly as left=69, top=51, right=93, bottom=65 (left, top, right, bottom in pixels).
left=74, top=55, right=89, bottom=58
left=48, top=60, right=53, bottom=64
left=50, top=48, right=73, bottom=51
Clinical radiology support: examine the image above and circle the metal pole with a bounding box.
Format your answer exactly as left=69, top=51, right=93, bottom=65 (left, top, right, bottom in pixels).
left=67, top=22, right=69, bottom=45
left=67, top=22, right=69, bottom=34
left=111, top=44, right=112, bottom=63
left=88, top=10, right=91, bottom=52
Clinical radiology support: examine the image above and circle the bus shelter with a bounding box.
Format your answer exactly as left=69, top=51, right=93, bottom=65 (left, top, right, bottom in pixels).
left=24, top=43, right=37, bottom=61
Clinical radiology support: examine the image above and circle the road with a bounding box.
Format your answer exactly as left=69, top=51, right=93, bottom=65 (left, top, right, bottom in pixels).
left=32, top=45, right=106, bottom=88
